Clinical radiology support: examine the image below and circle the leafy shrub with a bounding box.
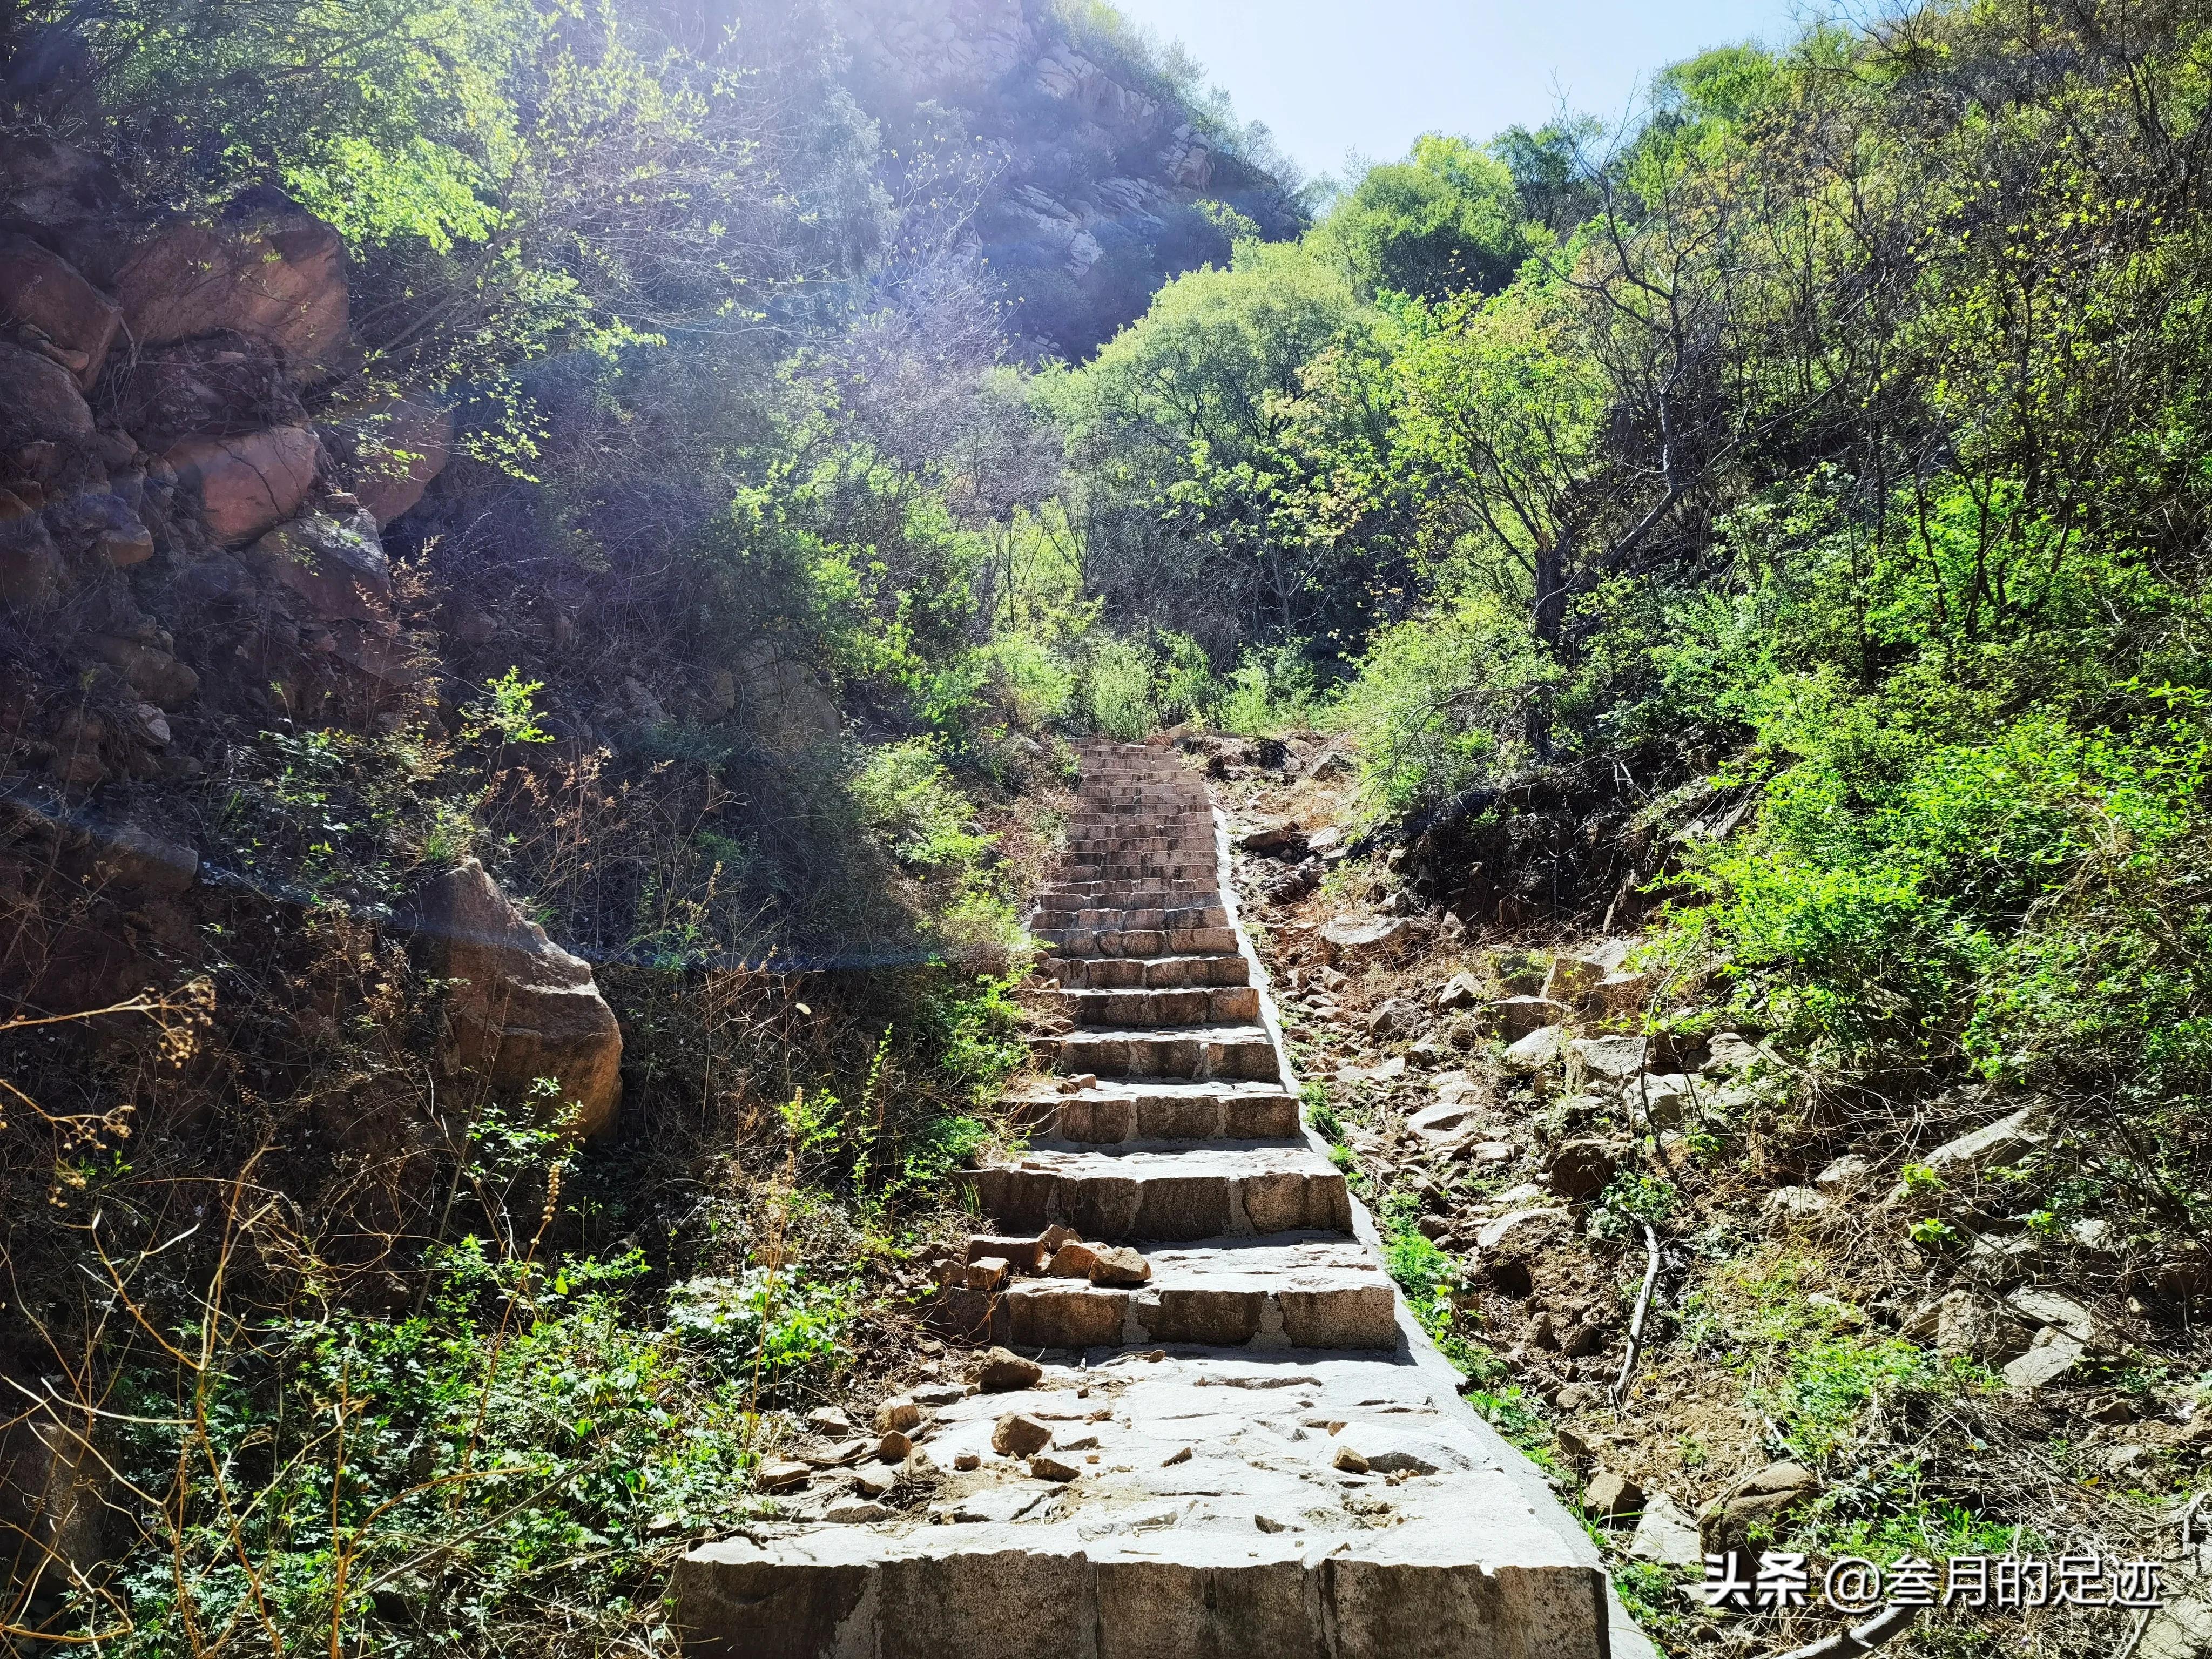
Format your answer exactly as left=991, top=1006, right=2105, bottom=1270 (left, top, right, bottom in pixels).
left=1335, top=590, right=1558, bottom=815
left=849, top=739, right=990, bottom=873
left=665, top=1268, right=855, bottom=1398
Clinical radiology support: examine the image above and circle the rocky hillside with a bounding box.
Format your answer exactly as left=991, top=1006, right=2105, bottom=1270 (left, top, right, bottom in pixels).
left=1195, top=732, right=2212, bottom=1658
left=831, top=0, right=1306, bottom=358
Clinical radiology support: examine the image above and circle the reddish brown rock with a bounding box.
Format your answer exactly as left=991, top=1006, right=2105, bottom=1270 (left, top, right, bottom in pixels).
left=754, top=1459, right=811, bottom=1492
left=976, top=1347, right=1044, bottom=1393
left=1089, top=1245, right=1151, bottom=1286
left=165, top=426, right=319, bottom=544
left=404, top=859, right=624, bottom=1137
left=966, top=1233, right=1049, bottom=1272
left=1046, top=1240, right=1102, bottom=1278
left=0, top=233, right=120, bottom=389
left=991, top=1413, right=1051, bottom=1456
left=112, top=197, right=347, bottom=375
left=0, top=341, right=95, bottom=448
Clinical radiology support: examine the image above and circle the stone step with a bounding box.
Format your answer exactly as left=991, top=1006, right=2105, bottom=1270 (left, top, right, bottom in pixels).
left=1063, top=817, right=1211, bottom=834
left=1051, top=952, right=1249, bottom=990
left=1048, top=1023, right=1280, bottom=1082
left=1035, top=924, right=1240, bottom=958
left=1006, top=1078, right=1300, bottom=1142
left=1050, top=879, right=1217, bottom=896
left=988, top=1236, right=1400, bottom=1351
left=968, top=1144, right=1348, bottom=1239
left=1053, top=985, right=1261, bottom=1027
left=1031, top=904, right=1229, bottom=932
left=1062, top=831, right=1209, bottom=848
left=1066, top=810, right=1212, bottom=822
left=1038, top=893, right=1223, bottom=917
left=673, top=1351, right=1614, bottom=1659
left=1039, top=880, right=1220, bottom=902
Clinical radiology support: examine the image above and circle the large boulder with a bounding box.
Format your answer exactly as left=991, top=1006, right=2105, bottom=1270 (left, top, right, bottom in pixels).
left=405, top=859, right=623, bottom=1137
left=111, top=193, right=347, bottom=376
left=241, top=511, right=413, bottom=686
left=164, top=425, right=320, bottom=543
left=0, top=340, right=95, bottom=447
left=0, top=232, right=119, bottom=389
left=107, top=330, right=305, bottom=453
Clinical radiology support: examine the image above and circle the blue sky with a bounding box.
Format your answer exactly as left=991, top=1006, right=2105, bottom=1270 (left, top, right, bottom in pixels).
left=1104, top=0, right=1826, bottom=180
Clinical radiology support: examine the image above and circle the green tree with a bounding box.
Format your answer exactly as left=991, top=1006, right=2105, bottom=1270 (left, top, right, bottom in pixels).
left=1320, top=133, right=1534, bottom=301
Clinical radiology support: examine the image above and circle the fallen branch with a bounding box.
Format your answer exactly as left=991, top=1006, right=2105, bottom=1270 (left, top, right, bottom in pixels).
left=1609, top=1220, right=1661, bottom=1413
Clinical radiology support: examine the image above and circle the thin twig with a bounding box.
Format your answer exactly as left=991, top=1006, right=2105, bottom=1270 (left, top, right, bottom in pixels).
left=1609, top=1220, right=1661, bottom=1413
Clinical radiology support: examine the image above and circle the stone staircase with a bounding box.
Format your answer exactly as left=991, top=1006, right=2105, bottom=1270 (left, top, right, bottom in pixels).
left=673, top=740, right=1650, bottom=1659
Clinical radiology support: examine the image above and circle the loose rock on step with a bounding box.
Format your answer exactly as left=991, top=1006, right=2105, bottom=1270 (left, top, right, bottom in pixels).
left=991, top=1413, right=1052, bottom=1457
left=976, top=1348, right=1043, bottom=1392
left=756, top=1460, right=811, bottom=1492
left=1047, top=1240, right=1102, bottom=1278
left=1090, top=1245, right=1151, bottom=1286
left=1029, top=1453, right=1080, bottom=1482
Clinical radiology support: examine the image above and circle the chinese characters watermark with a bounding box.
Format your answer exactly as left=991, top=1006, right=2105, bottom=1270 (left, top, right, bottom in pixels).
left=1699, top=1550, right=2166, bottom=1613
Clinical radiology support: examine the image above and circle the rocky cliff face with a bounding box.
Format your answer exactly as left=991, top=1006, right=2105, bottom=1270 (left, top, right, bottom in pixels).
left=0, top=137, right=623, bottom=1135
left=830, top=0, right=1305, bottom=358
